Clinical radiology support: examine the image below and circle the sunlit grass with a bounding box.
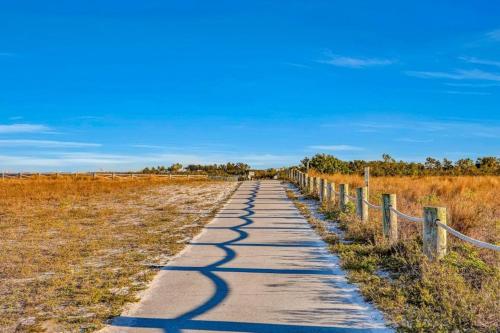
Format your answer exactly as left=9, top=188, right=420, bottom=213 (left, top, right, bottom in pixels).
left=0, top=177, right=238, bottom=332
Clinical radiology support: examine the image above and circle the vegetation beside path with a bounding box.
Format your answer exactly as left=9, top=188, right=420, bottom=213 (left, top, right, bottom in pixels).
left=0, top=177, right=238, bottom=332
left=286, top=188, right=500, bottom=332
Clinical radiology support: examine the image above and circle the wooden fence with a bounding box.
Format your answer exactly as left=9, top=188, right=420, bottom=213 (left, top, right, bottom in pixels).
left=286, top=168, right=499, bottom=260
left=0, top=172, right=213, bottom=180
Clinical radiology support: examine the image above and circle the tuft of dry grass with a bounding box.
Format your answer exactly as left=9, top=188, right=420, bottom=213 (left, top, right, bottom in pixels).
left=0, top=177, right=238, bottom=333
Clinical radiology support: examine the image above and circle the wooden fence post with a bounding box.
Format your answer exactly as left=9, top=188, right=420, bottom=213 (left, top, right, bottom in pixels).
left=318, top=178, right=324, bottom=201
left=382, top=194, right=398, bottom=244
left=328, top=182, right=335, bottom=205
left=308, top=176, right=315, bottom=195
left=356, top=187, right=368, bottom=222
left=325, top=181, right=331, bottom=205
left=423, top=207, right=447, bottom=260
left=339, top=184, right=349, bottom=211
left=321, top=179, right=328, bottom=202
left=315, top=177, right=320, bottom=198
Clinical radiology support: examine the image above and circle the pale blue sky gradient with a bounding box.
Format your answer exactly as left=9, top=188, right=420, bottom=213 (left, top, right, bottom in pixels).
left=1, top=1, right=499, bottom=171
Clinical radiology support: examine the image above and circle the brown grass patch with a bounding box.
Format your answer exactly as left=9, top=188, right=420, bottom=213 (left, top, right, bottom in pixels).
left=0, top=177, right=238, bottom=332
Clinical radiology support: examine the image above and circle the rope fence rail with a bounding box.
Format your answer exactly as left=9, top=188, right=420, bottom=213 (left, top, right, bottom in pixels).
left=435, top=220, right=500, bottom=252
left=363, top=198, right=382, bottom=210
left=286, top=168, right=499, bottom=259
left=389, top=206, right=424, bottom=223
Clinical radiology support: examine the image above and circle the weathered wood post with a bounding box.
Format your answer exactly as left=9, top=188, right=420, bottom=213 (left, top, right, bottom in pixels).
left=314, top=177, right=319, bottom=197
left=321, top=179, right=328, bottom=202
left=18, top=172, right=22, bottom=179
left=423, top=207, right=447, bottom=260
left=339, top=184, right=349, bottom=211
left=325, top=181, right=331, bottom=206
left=328, top=182, right=335, bottom=206
left=382, top=194, right=398, bottom=244
left=112, top=173, right=116, bottom=180
left=312, top=177, right=317, bottom=197
left=356, top=187, right=368, bottom=222
left=92, top=172, right=96, bottom=179
left=318, top=178, right=324, bottom=201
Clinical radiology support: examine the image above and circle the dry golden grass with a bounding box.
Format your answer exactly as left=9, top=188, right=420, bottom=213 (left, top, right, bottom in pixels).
left=287, top=181, right=500, bottom=331
left=0, top=177, right=238, bottom=333
left=310, top=172, right=500, bottom=255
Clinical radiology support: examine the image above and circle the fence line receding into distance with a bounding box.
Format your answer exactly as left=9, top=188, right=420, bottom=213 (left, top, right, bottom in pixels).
left=286, top=168, right=500, bottom=260
left=1, top=172, right=239, bottom=181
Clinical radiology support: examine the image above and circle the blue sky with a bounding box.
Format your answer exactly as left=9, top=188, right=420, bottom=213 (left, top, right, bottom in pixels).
left=0, top=1, right=499, bottom=171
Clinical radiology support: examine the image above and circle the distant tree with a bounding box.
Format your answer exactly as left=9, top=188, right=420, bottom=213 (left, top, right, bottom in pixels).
left=382, top=154, right=396, bottom=163
left=298, top=154, right=499, bottom=176
left=425, top=157, right=442, bottom=172
left=168, top=163, right=183, bottom=173
left=476, top=157, right=499, bottom=174
left=305, top=154, right=350, bottom=174
left=443, top=158, right=453, bottom=171
left=455, top=158, right=476, bottom=175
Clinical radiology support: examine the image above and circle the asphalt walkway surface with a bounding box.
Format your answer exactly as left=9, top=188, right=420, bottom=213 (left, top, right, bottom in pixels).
left=105, top=180, right=392, bottom=333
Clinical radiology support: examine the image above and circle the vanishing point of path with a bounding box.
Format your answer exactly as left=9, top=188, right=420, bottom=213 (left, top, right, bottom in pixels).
left=105, top=180, right=392, bottom=333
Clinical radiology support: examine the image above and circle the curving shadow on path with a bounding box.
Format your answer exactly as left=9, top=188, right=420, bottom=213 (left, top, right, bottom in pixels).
left=109, top=181, right=391, bottom=333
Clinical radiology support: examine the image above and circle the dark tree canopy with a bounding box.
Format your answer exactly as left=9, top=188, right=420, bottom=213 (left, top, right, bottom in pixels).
left=142, top=162, right=250, bottom=175
left=298, top=154, right=499, bottom=176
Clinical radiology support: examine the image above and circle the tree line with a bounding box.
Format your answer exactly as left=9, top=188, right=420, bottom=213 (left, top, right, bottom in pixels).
left=300, top=154, right=500, bottom=176
left=142, top=162, right=251, bottom=175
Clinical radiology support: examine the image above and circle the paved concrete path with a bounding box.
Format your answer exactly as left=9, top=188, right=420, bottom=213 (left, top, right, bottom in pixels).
left=106, top=180, right=392, bottom=333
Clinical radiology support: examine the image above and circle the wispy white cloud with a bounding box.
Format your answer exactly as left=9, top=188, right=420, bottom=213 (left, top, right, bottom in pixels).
left=0, top=123, right=51, bottom=133
left=0, top=151, right=298, bottom=171
left=308, top=145, right=364, bottom=151
left=318, top=52, right=394, bottom=68
left=131, top=144, right=165, bottom=149
left=444, top=82, right=500, bottom=88
left=395, top=138, right=433, bottom=143
left=356, top=120, right=500, bottom=138
left=486, top=29, right=500, bottom=41
left=443, top=90, right=491, bottom=96
left=0, top=140, right=101, bottom=148
left=459, top=56, right=500, bottom=68
left=405, top=69, right=500, bottom=81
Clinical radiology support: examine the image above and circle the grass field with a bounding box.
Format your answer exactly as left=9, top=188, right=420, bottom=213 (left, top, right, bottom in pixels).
left=310, top=172, right=499, bottom=259
left=0, top=177, right=238, bottom=333
left=291, top=173, right=500, bottom=331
